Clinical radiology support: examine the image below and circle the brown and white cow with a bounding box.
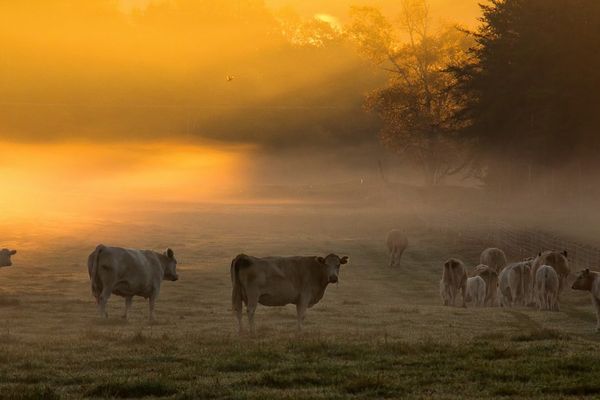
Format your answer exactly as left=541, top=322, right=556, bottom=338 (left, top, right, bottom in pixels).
left=531, top=250, right=569, bottom=294
left=471, top=264, right=498, bottom=307
left=0, top=249, right=17, bottom=268
left=87, top=245, right=179, bottom=321
left=386, top=230, right=408, bottom=268
left=480, top=248, right=507, bottom=273
left=440, top=258, right=467, bottom=307
left=572, top=268, right=600, bottom=331
left=535, top=264, right=559, bottom=311
left=231, top=253, right=349, bottom=333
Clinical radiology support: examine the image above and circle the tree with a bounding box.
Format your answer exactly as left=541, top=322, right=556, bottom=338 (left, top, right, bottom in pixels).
left=451, top=0, right=600, bottom=193
left=348, top=0, right=473, bottom=185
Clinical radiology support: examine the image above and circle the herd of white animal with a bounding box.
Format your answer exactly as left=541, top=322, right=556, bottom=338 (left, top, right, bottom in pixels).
left=2, top=229, right=600, bottom=332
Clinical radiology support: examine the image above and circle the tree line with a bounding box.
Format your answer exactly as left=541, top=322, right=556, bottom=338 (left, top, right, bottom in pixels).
left=348, top=0, right=600, bottom=193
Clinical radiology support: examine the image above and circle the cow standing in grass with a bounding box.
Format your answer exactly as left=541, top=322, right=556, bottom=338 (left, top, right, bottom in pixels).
left=440, top=258, right=467, bottom=307
left=498, top=261, right=533, bottom=307
left=386, top=230, right=408, bottom=268
left=0, top=249, right=16, bottom=268
left=231, top=253, right=349, bottom=333
left=466, top=276, right=486, bottom=307
left=572, top=269, right=600, bottom=331
left=87, top=245, right=179, bottom=321
left=480, top=248, right=507, bottom=273
left=535, top=265, right=559, bottom=311
left=532, top=250, right=569, bottom=294
left=471, top=264, right=498, bottom=307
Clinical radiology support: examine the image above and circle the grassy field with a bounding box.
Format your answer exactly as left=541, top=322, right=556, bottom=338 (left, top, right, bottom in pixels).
left=1, top=203, right=600, bottom=399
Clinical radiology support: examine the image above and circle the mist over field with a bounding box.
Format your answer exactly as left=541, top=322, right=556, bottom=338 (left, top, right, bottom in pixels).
left=3, top=1, right=600, bottom=399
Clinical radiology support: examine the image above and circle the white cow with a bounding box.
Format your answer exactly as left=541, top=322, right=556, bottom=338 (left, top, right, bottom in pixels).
left=386, top=230, right=408, bottom=268
left=535, top=265, right=559, bottom=311
left=572, top=269, right=600, bottom=332
left=87, top=245, right=179, bottom=321
left=466, top=276, right=486, bottom=307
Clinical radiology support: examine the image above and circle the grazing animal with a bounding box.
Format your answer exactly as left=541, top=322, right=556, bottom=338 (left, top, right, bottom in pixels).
left=471, top=264, right=498, bottom=306
left=0, top=249, right=17, bottom=268
left=231, top=253, right=349, bottom=333
left=480, top=248, right=507, bottom=273
left=440, top=258, right=467, bottom=307
left=498, top=261, right=533, bottom=307
left=87, top=245, right=179, bottom=321
left=572, top=269, right=600, bottom=332
left=534, top=265, right=559, bottom=311
left=466, top=276, right=486, bottom=307
left=386, top=230, right=408, bottom=268
left=531, top=250, right=569, bottom=293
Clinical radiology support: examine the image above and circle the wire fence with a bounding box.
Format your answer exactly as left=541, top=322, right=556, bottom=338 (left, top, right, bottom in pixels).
left=424, top=211, right=600, bottom=270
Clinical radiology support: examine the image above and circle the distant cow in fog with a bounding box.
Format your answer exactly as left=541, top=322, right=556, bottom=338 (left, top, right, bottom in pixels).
left=231, top=253, right=348, bottom=333
left=0, top=249, right=16, bottom=268
left=571, top=268, right=600, bottom=331
left=532, top=250, right=569, bottom=293
left=386, top=230, right=408, bottom=268
left=87, top=245, right=179, bottom=321
left=466, top=276, right=486, bottom=307
left=498, top=261, right=532, bottom=307
left=480, top=248, right=507, bottom=273
left=471, top=264, right=498, bottom=306
left=440, top=258, right=467, bottom=307
left=535, top=264, right=559, bottom=311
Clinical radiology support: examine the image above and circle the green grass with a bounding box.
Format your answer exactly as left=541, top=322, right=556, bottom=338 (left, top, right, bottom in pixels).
left=1, top=205, right=600, bottom=398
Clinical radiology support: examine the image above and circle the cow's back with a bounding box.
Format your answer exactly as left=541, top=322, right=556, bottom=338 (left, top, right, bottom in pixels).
left=480, top=248, right=507, bottom=273
left=96, top=247, right=162, bottom=298
left=233, top=255, right=324, bottom=307
left=386, top=230, right=408, bottom=251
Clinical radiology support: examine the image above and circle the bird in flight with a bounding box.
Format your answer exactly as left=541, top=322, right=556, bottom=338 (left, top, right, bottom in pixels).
left=226, top=75, right=235, bottom=82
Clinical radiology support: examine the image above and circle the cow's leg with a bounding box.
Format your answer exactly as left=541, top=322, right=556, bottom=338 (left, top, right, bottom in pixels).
left=148, top=290, right=159, bottom=322
left=592, top=295, right=600, bottom=332
left=232, top=286, right=243, bottom=334
left=389, top=247, right=396, bottom=267
left=246, top=288, right=259, bottom=334
left=460, top=282, right=467, bottom=308
left=98, top=288, right=111, bottom=318
left=123, top=297, right=132, bottom=320
left=296, top=301, right=308, bottom=331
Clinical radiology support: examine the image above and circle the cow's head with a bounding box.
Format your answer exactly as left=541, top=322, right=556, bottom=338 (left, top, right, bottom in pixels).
left=317, top=254, right=349, bottom=284
left=0, top=249, right=17, bottom=268
left=572, top=268, right=595, bottom=291
left=162, top=248, right=179, bottom=281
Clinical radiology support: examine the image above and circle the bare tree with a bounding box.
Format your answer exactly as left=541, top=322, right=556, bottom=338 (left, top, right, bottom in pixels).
left=348, top=0, right=474, bottom=185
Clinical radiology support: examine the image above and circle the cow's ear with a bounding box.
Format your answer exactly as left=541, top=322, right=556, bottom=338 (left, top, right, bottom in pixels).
left=585, top=268, right=590, bottom=274
left=9, top=250, right=16, bottom=255
left=166, top=248, right=174, bottom=258
left=340, top=256, right=349, bottom=265
left=316, top=257, right=325, bottom=264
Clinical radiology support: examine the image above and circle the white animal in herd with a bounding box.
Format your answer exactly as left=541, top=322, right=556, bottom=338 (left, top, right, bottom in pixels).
left=386, top=230, right=408, bottom=268
left=231, top=253, right=348, bottom=333
left=440, top=258, right=467, bottom=307
left=480, top=248, right=507, bottom=273
left=87, top=245, right=179, bottom=321
left=497, top=261, right=533, bottom=307
left=465, top=276, right=486, bottom=307
left=534, top=264, right=559, bottom=311
left=572, top=268, right=600, bottom=331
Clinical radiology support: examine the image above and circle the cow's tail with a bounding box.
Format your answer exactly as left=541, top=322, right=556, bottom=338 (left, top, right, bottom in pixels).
left=541, top=267, right=548, bottom=310
left=444, top=260, right=455, bottom=304
left=231, top=254, right=251, bottom=313
left=90, top=244, right=105, bottom=303
left=519, top=265, right=525, bottom=306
